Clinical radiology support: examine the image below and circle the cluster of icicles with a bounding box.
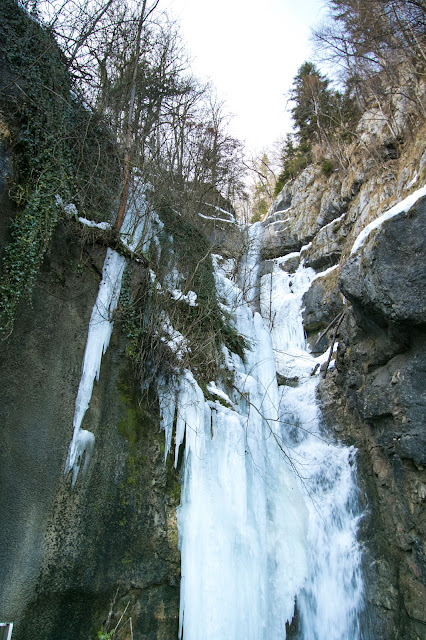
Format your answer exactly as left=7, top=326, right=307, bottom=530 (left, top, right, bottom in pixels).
left=65, top=204, right=373, bottom=638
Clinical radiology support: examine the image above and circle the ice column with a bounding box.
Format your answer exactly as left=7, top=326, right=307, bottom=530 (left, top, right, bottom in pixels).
left=161, top=217, right=367, bottom=640
left=260, top=242, right=367, bottom=640
left=65, top=248, right=126, bottom=487
left=161, top=254, right=309, bottom=640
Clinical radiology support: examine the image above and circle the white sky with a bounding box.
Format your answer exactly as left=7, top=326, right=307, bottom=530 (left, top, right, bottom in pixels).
left=163, top=0, right=326, bottom=156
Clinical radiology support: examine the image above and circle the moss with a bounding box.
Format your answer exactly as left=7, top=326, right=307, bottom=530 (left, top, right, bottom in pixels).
left=0, top=0, right=120, bottom=339
left=116, top=366, right=158, bottom=491
left=165, top=458, right=181, bottom=504
left=116, top=361, right=181, bottom=506
left=117, top=378, right=148, bottom=446
left=154, top=205, right=248, bottom=385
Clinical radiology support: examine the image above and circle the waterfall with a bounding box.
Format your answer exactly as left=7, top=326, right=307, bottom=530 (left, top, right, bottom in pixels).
left=160, top=221, right=368, bottom=639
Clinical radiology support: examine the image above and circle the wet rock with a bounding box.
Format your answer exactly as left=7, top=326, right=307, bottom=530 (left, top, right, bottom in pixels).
left=279, top=254, right=301, bottom=273
left=0, top=224, right=180, bottom=640
left=302, top=268, right=343, bottom=353
left=276, top=373, right=299, bottom=387
left=304, top=214, right=348, bottom=270
left=261, top=220, right=305, bottom=260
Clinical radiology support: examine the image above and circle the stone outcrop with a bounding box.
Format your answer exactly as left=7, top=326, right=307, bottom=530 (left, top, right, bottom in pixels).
left=302, top=267, right=343, bottom=353
left=340, top=197, right=426, bottom=325
left=0, top=173, right=181, bottom=639
left=329, top=196, right=426, bottom=639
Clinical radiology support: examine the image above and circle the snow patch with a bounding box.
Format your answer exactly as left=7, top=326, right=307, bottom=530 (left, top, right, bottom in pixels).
left=351, top=185, right=426, bottom=254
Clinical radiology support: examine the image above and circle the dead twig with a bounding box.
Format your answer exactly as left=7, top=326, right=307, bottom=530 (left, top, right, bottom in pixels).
left=315, top=311, right=344, bottom=346
left=322, top=312, right=345, bottom=378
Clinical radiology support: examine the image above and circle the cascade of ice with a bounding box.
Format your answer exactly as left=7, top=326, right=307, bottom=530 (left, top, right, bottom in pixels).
left=65, top=248, right=126, bottom=487
left=65, top=200, right=158, bottom=486
left=159, top=220, right=368, bottom=639
left=238, top=221, right=263, bottom=308
left=159, top=255, right=309, bottom=640
left=259, top=239, right=366, bottom=639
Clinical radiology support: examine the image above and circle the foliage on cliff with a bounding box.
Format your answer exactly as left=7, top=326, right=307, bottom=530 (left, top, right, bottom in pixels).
left=275, top=0, right=426, bottom=195
left=0, top=0, right=121, bottom=338
left=0, top=0, right=245, bottom=341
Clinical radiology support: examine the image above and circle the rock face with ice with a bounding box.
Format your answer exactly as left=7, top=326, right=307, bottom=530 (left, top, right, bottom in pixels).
left=1, top=118, right=426, bottom=639
left=65, top=248, right=126, bottom=487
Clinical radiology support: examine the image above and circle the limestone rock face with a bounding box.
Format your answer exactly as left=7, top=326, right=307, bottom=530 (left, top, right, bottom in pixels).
left=261, top=169, right=348, bottom=260
left=302, top=267, right=343, bottom=353
left=0, top=219, right=181, bottom=640
left=303, top=214, right=347, bottom=270
left=340, top=195, right=426, bottom=325
left=322, top=197, right=426, bottom=640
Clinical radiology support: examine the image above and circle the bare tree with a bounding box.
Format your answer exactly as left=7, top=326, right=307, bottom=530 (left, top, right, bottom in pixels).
left=314, top=0, right=426, bottom=126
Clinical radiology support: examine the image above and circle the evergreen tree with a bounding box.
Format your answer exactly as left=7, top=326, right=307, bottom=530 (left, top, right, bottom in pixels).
left=290, top=62, right=337, bottom=146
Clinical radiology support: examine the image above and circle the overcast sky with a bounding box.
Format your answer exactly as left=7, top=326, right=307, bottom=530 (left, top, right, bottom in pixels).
left=163, top=0, right=326, bottom=155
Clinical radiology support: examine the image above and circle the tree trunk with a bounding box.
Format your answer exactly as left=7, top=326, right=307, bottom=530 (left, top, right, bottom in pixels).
left=115, top=0, right=152, bottom=232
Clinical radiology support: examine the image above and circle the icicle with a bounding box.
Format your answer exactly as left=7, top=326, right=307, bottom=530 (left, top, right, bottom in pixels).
left=65, top=248, right=126, bottom=487
left=158, top=379, right=177, bottom=461
left=65, top=195, right=157, bottom=486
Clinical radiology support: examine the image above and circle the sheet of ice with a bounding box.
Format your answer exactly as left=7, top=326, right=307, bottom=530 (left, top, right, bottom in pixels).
left=160, top=314, right=190, bottom=360
left=311, top=263, right=339, bottom=282
left=264, top=247, right=367, bottom=639
left=260, top=255, right=317, bottom=378
left=198, top=212, right=236, bottom=224
left=65, top=248, right=126, bottom=487
left=159, top=213, right=367, bottom=639
left=351, top=184, right=426, bottom=254
left=206, top=382, right=234, bottom=408
left=170, top=289, right=198, bottom=306
left=238, top=221, right=263, bottom=308
left=159, top=251, right=309, bottom=640
left=202, top=203, right=236, bottom=221
left=78, top=217, right=111, bottom=230
left=65, top=200, right=151, bottom=486
left=120, top=191, right=164, bottom=254
left=55, top=193, right=112, bottom=229
left=277, top=378, right=365, bottom=640
left=175, top=334, right=309, bottom=640
left=272, top=206, right=291, bottom=215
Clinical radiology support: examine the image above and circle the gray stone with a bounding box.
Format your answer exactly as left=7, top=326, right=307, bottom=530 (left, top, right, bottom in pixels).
left=340, top=195, right=426, bottom=325
left=302, top=269, right=344, bottom=353
left=0, top=224, right=180, bottom=640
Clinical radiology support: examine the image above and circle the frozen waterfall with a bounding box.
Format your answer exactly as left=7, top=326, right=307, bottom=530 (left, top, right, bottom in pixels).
left=65, top=248, right=126, bottom=487
left=160, top=221, right=368, bottom=639
left=65, top=200, right=155, bottom=487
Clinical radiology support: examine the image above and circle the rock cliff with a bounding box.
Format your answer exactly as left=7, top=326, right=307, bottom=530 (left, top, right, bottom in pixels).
left=0, top=184, right=181, bottom=639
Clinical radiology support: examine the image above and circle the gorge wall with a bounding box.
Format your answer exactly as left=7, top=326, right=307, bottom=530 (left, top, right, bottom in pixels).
left=0, top=186, right=181, bottom=638
left=1, top=3, right=426, bottom=638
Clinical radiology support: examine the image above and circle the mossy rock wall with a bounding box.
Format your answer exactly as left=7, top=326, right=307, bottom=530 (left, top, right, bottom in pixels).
left=0, top=219, right=180, bottom=640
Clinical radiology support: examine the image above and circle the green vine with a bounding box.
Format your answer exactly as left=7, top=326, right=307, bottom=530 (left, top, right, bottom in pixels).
left=0, top=0, right=120, bottom=339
